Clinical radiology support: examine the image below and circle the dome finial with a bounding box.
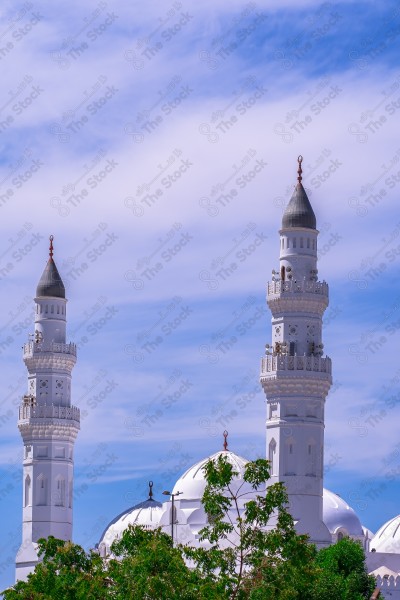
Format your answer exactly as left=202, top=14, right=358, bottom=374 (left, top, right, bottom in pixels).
left=148, top=480, right=153, bottom=500
left=223, top=430, right=228, bottom=451
left=297, top=155, right=303, bottom=183
left=49, top=235, right=54, bottom=260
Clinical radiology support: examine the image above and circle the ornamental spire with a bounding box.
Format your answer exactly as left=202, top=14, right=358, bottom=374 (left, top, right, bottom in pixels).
left=281, top=155, right=316, bottom=230
left=223, top=430, right=228, bottom=451
left=297, top=155, right=303, bottom=183
left=148, top=480, right=154, bottom=500
left=36, top=236, right=66, bottom=298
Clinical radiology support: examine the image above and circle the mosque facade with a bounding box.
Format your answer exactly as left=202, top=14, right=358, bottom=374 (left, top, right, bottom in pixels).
left=14, top=159, right=400, bottom=597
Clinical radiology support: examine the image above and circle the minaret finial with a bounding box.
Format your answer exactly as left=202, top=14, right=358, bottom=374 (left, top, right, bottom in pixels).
left=49, top=235, right=54, bottom=260
left=297, top=155, right=303, bottom=183
left=223, top=430, right=228, bottom=451
left=148, top=480, right=153, bottom=500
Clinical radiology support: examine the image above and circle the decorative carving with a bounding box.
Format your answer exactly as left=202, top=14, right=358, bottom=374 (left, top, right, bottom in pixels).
left=306, top=324, right=316, bottom=341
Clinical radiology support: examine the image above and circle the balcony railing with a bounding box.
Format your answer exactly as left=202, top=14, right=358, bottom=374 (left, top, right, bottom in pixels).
left=23, top=341, right=77, bottom=358
left=18, top=404, right=80, bottom=422
left=261, top=354, right=332, bottom=375
left=267, top=280, right=328, bottom=298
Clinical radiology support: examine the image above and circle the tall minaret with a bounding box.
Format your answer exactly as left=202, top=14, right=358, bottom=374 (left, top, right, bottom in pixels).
left=260, top=157, right=332, bottom=546
left=16, top=236, right=80, bottom=580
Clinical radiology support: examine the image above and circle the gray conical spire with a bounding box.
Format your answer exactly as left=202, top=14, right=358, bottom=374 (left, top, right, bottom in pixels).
left=36, top=235, right=65, bottom=298
left=282, top=156, right=316, bottom=230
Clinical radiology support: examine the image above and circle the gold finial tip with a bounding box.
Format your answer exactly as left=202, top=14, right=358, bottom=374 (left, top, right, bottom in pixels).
left=49, top=235, right=54, bottom=259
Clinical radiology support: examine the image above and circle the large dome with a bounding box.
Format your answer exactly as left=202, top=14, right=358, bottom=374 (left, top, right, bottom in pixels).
left=370, top=515, right=400, bottom=553
left=172, top=450, right=251, bottom=500
left=322, top=488, right=364, bottom=537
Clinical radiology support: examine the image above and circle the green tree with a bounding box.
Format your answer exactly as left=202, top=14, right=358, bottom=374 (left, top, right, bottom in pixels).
left=3, top=457, right=376, bottom=600
left=185, top=455, right=376, bottom=600
left=3, top=528, right=219, bottom=600
left=185, top=455, right=319, bottom=600
left=108, top=524, right=221, bottom=599
left=310, top=537, right=376, bottom=600
left=3, top=537, right=108, bottom=599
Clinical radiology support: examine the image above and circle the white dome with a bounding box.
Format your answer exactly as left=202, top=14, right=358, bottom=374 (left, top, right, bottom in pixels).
left=172, top=450, right=251, bottom=500
left=322, top=488, right=364, bottom=537
left=371, top=515, right=400, bottom=553
left=99, top=497, right=163, bottom=548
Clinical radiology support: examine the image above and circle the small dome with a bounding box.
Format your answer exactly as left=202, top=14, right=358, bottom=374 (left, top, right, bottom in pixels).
left=322, top=488, right=364, bottom=536
left=172, top=450, right=251, bottom=500
left=36, top=259, right=65, bottom=298
left=370, top=515, right=400, bottom=553
left=282, top=183, right=316, bottom=230
left=98, top=497, right=163, bottom=548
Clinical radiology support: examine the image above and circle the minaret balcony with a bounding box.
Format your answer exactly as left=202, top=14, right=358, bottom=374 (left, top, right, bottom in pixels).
left=23, top=341, right=77, bottom=359
left=261, top=354, right=332, bottom=376
left=267, top=279, right=329, bottom=298
left=18, top=403, right=80, bottom=424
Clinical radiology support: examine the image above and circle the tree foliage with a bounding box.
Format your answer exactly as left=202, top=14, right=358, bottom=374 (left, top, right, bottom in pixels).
left=310, top=537, right=376, bottom=600
left=184, top=456, right=318, bottom=599
left=3, top=537, right=107, bottom=600
left=3, top=457, right=376, bottom=600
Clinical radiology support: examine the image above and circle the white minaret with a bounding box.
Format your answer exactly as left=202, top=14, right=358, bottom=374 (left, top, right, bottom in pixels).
left=260, top=157, right=332, bottom=546
left=16, top=236, right=80, bottom=580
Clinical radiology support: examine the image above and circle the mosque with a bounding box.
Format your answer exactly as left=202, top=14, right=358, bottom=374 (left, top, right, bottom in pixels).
left=14, top=158, right=400, bottom=597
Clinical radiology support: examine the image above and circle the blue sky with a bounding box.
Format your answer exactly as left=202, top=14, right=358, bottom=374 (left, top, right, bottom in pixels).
left=0, top=0, right=400, bottom=589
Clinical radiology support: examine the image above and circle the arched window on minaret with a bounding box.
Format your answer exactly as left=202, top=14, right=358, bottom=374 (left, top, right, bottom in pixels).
left=285, top=438, right=296, bottom=475
left=306, top=440, right=317, bottom=476
left=55, top=476, right=65, bottom=507
left=24, top=475, right=31, bottom=507
left=36, top=474, right=47, bottom=506
left=281, top=266, right=285, bottom=281
left=269, top=439, right=277, bottom=475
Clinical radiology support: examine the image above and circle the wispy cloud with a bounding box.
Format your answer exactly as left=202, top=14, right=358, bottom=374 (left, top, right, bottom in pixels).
left=1, top=0, right=400, bottom=590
